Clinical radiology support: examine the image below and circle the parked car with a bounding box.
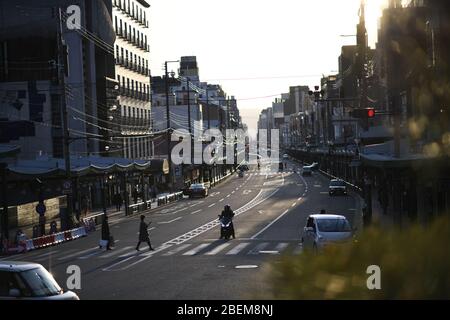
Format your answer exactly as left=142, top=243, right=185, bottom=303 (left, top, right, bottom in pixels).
left=188, top=183, right=208, bottom=198
left=329, top=179, right=348, bottom=196
left=0, top=261, right=79, bottom=300
left=302, top=166, right=312, bottom=176
left=301, top=214, right=354, bottom=252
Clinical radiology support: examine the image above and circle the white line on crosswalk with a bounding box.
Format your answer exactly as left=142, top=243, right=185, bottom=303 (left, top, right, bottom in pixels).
left=204, top=243, right=231, bottom=255
left=291, top=203, right=296, bottom=207
left=57, top=247, right=97, bottom=260
left=274, top=243, right=289, bottom=252
left=158, top=217, right=182, bottom=224
left=248, top=242, right=269, bottom=255
left=226, top=243, right=250, bottom=255
left=162, top=244, right=192, bottom=256
left=100, top=246, right=133, bottom=258
left=219, top=198, right=224, bottom=202
left=191, top=209, right=202, bottom=215
left=182, top=243, right=210, bottom=256
left=208, top=203, right=216, bottom=208
left=79, top=250, right=104, bottom=259
left=32, top=251, right=60, bottom=260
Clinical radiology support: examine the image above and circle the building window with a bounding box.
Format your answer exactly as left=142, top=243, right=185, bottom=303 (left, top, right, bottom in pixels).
left=124, top=22, right=127, bottom=36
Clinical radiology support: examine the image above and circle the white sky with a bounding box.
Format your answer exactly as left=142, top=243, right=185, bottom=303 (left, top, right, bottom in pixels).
left=149, top=0, right=388, bottom=136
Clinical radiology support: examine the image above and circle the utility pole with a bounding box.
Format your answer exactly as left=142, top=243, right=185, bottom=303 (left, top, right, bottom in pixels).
left=57, top=7, right=73, bottom=229
left=164, top=62, right=172, bottom=190
left=206, top=88, right=210, bottom=130
left=186, top=78, right=193, bottom=166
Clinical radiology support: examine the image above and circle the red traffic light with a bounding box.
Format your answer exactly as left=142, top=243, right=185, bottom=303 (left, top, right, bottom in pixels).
left=350, top=108, right=376, bottom=119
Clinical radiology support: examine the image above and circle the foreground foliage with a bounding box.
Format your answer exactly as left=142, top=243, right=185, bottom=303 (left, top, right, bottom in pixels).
left=268, top=217, right=450, bottom=299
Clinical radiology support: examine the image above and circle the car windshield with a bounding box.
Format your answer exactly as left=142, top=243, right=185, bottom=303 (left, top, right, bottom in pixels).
left=19, top=267, right=62, bottom=297
left=317, top=219, right=352, bottom=232
left=190, top=184, right=204, bottom=189
left=330, top=180, right=346, bottom=187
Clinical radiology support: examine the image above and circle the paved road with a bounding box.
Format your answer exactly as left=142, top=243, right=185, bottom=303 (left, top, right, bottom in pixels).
left=2, top=159, right=358, bottom=300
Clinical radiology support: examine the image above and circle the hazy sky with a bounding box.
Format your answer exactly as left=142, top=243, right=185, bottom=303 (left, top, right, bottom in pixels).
left=149, top=0, right=388, bottom=136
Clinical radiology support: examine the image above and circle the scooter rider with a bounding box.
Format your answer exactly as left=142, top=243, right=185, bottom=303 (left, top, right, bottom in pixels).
left=219, top=204, right=236, bottom=239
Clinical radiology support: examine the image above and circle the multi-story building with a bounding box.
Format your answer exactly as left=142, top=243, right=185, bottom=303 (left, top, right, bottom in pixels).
left=112, top=0, right=152, bottom=160
left=0, top=0, right=117, bottom=158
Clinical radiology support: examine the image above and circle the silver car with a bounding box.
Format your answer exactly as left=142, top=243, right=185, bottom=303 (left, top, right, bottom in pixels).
left=301, top=214, right=353, bottom=251
left=0, top=261, right=79, bottom=300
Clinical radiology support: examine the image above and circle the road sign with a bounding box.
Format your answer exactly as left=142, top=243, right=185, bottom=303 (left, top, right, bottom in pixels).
left=36, top=203, right=46, bottom=216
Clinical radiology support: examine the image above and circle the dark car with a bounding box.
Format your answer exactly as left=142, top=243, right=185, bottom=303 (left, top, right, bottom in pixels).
left=329, top=179, right=347, bottom=196
left=188, top=183, right=208, bottom=198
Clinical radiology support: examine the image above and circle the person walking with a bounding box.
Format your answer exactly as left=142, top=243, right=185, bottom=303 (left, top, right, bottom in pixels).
left=114, top=192, right=123, bottom=211
left=136, top=215, right=154, bottom=251
left=100, top=215, right=112, bottom=250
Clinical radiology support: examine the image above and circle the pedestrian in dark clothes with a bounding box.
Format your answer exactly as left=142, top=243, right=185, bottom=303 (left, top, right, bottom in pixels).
left=101, top=215, right=111, bottom=250
left=136, top=215, right=154, bottom=251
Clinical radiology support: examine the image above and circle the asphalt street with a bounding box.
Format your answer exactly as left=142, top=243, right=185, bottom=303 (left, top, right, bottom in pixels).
left=2, top=159, right=358, bottom=300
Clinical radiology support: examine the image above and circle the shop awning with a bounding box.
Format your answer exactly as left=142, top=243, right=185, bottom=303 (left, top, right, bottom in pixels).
left=6, top=156, right=169, bottom=178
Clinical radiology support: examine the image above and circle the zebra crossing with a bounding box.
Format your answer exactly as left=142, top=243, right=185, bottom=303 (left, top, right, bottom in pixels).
left=14, top=240, right=303, bottom=264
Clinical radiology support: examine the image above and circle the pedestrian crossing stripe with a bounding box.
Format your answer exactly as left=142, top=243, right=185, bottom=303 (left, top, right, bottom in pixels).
left=204, top=243, right=231, bottom=255
left=226, top=242, right=250, bottom=255
left=162, top=244, right=192, bottom=256
left=183, top=243, right=210, bottom=256
left=11, top=241, right=304, bottom=263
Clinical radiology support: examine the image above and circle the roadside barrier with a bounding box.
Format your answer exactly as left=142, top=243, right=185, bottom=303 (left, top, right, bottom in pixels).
left=1, top=226, right=88, bottom=256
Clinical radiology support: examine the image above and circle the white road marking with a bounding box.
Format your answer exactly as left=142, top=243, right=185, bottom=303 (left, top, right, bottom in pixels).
left=226, top=243, right=250, bottom=255
left=100, top=246, right=133, bottom=258
left=103, top=188, right=281, bottom=271
left=275, top=243, right=289, bottom=252
left=248, top=242, right=269, bottom=255
left=251, top=209, right=289, bottom=239
left=348, top=208, right=357, bottom=211
left=204, top=243, right=231, bottom=256
left=208, top=203, right=216, bottom=208
left=314, top=185, right=322, bottom=188
left=182, top=243, right=210, bottom=256
left=243, top=190, right=252, bottom=195
left=158, top=217, right=182, bottom=224
left=33, top=251, right=60, bottom=260
left=291, top=203, right=296, bottom=207
left=226, top=195, right=231, bottom=198
left=191, top=209, right=202, bottom=215
left=231, top=191, right=235, bottom=194
left=79, top=250, right=104, bottom=259
left=298, top=197, right=303, bottom=201
left=57, top=247, right=98, bottom=260
left=162, top=244, right=191, bottom=256
left=219, top=198, right=224, bottom=202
